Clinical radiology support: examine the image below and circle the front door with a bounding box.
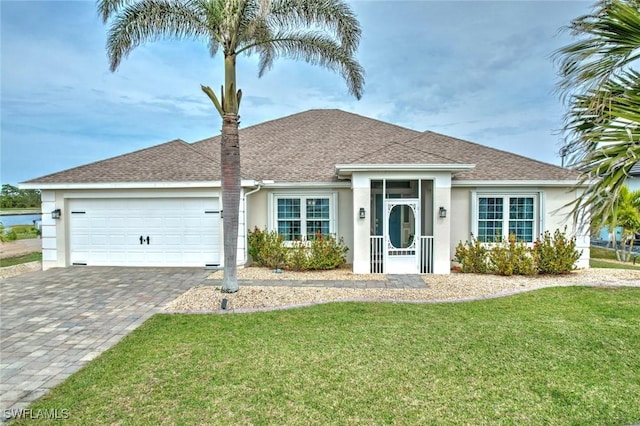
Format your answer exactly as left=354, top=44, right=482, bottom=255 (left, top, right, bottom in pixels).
left=384, top=199, right=420, bottom=273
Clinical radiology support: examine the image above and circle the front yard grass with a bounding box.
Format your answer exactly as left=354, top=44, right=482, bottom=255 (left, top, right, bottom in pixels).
left=17, top=287, right=640, bottom=425
left=590, top=246, right=640, bottom=270
left=0, top=252, right=41, bottom=267
left=591, top=259, right=640, bottom=270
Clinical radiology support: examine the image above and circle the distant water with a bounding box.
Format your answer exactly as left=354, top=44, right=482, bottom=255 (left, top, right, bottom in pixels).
left=0, top=214, right=42, bottom=228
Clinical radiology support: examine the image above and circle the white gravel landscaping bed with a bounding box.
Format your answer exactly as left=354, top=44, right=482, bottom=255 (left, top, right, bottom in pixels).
left=167, top=268, right=639, bottom=313
left=207, top=266, right=385, bottom=281
left=0, top=261, right=42, bottom=280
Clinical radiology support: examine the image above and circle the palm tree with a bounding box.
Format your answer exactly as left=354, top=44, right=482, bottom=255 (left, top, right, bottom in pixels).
left=554, top=0, right=640, bottom=226
left=596, top=185, right=640, bottom=261
left=98, top=0, right=364, bottom=293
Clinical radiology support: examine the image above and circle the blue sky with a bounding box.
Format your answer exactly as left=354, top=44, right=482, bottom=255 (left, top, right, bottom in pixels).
left=1, top=0, right=590, bottom=186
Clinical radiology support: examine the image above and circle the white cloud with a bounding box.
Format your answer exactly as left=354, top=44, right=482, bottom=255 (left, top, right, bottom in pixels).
left=1, top=0, right=591, bottom=184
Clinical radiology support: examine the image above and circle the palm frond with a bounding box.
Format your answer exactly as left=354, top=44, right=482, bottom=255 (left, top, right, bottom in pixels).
left=267, top=0, right=361, bottom=54
left=106, top=0, right=209, bottom=71
left=554, top=0, right=640, bottom=96
left=240, top=31, right=363, bottom=98
left=564, top=69, right=640, bottom=225
left=97, top=0, right=138, bottom=23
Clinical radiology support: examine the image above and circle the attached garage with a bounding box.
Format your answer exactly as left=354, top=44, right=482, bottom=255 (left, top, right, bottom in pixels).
left=67, top=197, right=220, bottom=267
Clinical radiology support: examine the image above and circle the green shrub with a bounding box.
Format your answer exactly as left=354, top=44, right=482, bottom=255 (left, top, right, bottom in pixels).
left=454, top=235, right=489, bottom=273
left=247, top=226, right=266, bottom=264
left=306, top=233, right=348, bottom=270
left=248, top=228, right=348, bottom=271
left=288, top=240, right=310, bottom=271
left=534, top=228, right=582, bottom=274
left=488, top=235, right=537, bottom=276
left=247, top=227, right=287, bottom=269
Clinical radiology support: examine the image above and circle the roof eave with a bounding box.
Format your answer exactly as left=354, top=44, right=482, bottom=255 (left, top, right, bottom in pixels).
left=452, top=179, right=586, bottom=187
left=335, top=163, right=476, bottom=179
left=19, top=180, right=258, bottom=190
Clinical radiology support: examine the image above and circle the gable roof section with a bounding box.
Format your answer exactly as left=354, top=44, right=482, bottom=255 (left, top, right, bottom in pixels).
left=24, top=140, right=221, bottom=184
left=397, top=131, right=579, bottom=182
left=23, top=109, right=579, bottom=186
left=191, top=109, right=421, bottom=182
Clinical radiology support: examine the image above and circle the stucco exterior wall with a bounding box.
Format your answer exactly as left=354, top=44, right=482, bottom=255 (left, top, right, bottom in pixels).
left=450, top=186, right=589, bottom=270
left=350, top=171, right=453, bottom=274
left=244, top=186, right=354, bottom=265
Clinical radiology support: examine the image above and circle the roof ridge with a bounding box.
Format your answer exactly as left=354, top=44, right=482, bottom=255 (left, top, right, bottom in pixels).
left=180, top=138, right=219, bottom=164
left=191, top=109, right=420, bottom=145
left=347, top=130, right=460, bottom=165
left=394, top=131, right=463, bottom=164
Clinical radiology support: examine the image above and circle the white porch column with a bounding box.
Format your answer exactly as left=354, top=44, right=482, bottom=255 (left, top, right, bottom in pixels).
left=352, top=174, right=371, bottom=274
left=433, top=175, right=452, bottom=274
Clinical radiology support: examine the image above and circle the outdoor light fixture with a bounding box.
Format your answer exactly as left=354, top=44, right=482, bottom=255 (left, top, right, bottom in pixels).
left=439, top=207, right=447, bottom=218
left=359, top=207, right=366, bottom=219
left=51, top=209, right=61, bottom=220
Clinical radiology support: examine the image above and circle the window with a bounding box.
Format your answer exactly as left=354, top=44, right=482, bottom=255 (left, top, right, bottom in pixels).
left=274, top=195, right=334, bottom=241
left=477, top=195, right=536, bottom=242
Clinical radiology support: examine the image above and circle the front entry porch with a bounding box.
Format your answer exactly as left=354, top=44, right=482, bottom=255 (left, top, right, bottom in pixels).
left=369, top=179, right=435, bottom=274
left=338, top=163, right=464, bottom=275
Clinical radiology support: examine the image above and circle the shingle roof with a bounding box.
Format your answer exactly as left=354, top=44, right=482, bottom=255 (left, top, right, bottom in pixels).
left=25, top=140, right=220, bottom=183
left=397, top=131, right=579, bottom=181
left=24, top=109, right=579, bottom=185
left=192, top=109, right=422, bottom=182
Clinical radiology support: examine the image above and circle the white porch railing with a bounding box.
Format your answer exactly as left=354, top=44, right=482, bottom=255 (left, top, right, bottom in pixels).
left=419, top=236, right=434, bottom=274
left=370, top=236, right=384, bottom=274
left=369, top=235, right=434, bottom=274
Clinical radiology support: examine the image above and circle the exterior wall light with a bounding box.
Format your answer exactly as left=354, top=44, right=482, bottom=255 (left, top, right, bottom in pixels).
left=359, top=207, right=366, bottom=219
left=438, top=207, right=447, bottom=218
left=51, top=209, right=61, bottom=220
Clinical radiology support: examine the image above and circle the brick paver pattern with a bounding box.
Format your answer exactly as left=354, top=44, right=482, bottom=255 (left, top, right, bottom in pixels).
left=0, top=266, right=425, bottom=420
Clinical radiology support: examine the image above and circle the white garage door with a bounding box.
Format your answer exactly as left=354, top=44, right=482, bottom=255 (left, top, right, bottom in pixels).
left=68, top=198, right=220, bottom=267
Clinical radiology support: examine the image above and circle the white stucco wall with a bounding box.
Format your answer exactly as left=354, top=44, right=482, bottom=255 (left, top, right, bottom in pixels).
left=450, top=186, right=590, bottom=270
left=350, top=171, right=453, bottom=274
left=244, top=186, right=354, bottom=265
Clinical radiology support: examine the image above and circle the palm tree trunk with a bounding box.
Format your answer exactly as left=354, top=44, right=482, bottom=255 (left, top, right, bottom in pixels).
left=220, top=112, right=240, bottom=293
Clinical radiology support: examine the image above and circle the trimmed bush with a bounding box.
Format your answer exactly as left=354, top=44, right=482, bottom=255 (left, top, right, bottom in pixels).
left=455, top=228, right=580, bottom=276
left=288, top=240, right=310, bottom=271
left=306, top=234, right=348, bottom=270
left=247, top=228, right=348, bottom=271
left=534, top=228, right=582, bottom=274
left=488, top=235, right=537, bottom=276
left=454, top=235, right=489, bottom=273
left=247, top=227, right=287, bottom=269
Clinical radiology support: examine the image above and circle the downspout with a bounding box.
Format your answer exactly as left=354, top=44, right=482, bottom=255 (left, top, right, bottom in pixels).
left=242, top=182, right=263, bottom=265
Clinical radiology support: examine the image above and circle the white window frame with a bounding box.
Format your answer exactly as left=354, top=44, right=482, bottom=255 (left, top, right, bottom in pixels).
left=268, top=192, right=338, bottom=242
left=471, top=192, right=541, bottom=244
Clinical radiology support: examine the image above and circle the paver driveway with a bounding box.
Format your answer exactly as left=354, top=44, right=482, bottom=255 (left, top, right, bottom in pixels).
left=0, top=267, right=208, bottom=419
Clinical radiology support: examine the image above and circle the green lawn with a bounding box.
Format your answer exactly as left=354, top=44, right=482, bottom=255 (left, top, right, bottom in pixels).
left=591, top=259, right=640, bottom=270
left=0, top=252, right=42, bottom=267
left=17, top=287, right=640, bottom=425
left=590, top=246, right=640, bottom=270
left=590, top=246, right=624, bottom=261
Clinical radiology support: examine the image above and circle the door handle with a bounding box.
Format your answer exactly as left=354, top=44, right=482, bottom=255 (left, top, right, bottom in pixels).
left=146, top=236, right=150, bottom=245
left=140, top=236, right=144, bottom=245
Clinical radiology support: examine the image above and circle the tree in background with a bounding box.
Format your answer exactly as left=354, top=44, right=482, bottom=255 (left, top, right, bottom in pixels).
left=0, top=184, right=41, bottom=209
left=98, top=0, right=364, bottom=292
left=594, top=186, right=640, bottom=261
left=554, top=0, right=640, bottom=227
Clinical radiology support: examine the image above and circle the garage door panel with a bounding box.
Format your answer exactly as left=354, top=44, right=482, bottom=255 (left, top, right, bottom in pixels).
left=69, top=198, right=220, bottom=267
